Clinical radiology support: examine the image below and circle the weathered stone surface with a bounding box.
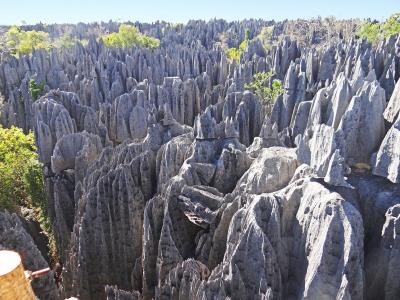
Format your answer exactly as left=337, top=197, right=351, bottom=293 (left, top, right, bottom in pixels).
left=177, top=185, right=224, bottom=228
left=373, top=113, right=400, bottom=183
left=297, top=124, right=339, bottom=177
left=202, top=193, right=283, bottom=300
left=236, top=147, right=298, bottom=194
left=281, top=179, right=364, bottom=300
left=324, top=149, right=352, bottom=188
left=364, top=204, right=400, bottom=300
left=0, top=20, right=399, bottom=300
left=110, top=90, right=148, bottom=142
left=326, top=72, right=352, bottom=129
left=51, top=132, right=102, bottom=174
left=384, top=78, right=400, bottom=123
left=336, top=80, right=386, bottom=165
left=33, top=97, right=76, bottom=164
left=105, top=285, right=141, bottom=300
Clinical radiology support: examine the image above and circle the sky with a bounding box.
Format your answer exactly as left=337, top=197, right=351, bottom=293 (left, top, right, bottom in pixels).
left=0, top=0, right=399, bottom=25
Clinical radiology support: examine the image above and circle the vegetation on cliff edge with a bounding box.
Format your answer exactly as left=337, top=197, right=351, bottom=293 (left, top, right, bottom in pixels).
left=101, top=24, right=160, bottom=49
left=245, top=71, right=284, bottom=114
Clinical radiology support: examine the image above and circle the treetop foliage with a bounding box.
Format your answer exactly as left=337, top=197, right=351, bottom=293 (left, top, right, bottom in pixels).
left=0, top=126, right=44, bottom=212
left=101, top=24, right=160, bottom=49
left=29, top=79, right=45, bottom=101
left=51, top=32, right=82, bottom=49
left=258, top=26, right=274, bottom=50
left=226, top=30, right=250, bottom=63
left=245, top=71, right=284, bottom=115
left=5, top=26, right=84, bottom=55
left=6, top=25, right=50, bottom=55
left=0, top=126, right=57, bottom=262
left=357, top=13, right=400, bottom=44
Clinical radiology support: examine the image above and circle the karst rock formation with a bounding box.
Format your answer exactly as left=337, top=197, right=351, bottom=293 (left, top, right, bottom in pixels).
left=1, top=19, right=400, bottom=300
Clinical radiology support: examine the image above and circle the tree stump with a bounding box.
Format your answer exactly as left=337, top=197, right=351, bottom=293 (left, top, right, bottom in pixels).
left=0, top=250, right=36, bottom=300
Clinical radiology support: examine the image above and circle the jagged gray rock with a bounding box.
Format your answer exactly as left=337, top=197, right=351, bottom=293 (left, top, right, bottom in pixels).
left=0, top=20, right=399, bottom=300
left=281, top=179, right=364, bottom=300
left=383, top=78, right=400, bottom=123
left=373, top=113, right=400, bottom=183
left=336, top=80, right=386, bottom=165
left=236, top=147, right=298, bottom=194
left=51, top=132, right=102, bottom=174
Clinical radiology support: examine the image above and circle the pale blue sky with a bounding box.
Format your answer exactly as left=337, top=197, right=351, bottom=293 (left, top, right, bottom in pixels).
left=0, top=0, right=398, bottom=25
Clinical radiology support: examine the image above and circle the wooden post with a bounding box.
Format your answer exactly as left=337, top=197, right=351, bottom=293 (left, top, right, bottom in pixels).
left=0, top=250, right=36, bottom=300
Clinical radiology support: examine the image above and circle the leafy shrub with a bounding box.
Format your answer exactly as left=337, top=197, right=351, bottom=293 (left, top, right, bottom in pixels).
left=245, top=71, right=284, bottom=114
left=0, top=126, right=57, bottom=260
left=170, top=23, right=183, bottom=30
left=226, top=38, right=248, bottom=63
left=6, top=26, right=50, bottom=55
left=139, top=34, right=161, bottom=49
left=356, top=21, right=381, bottom=44
left=28, top=79, right=45, bottom=101
left=0, top=126, right=43, bottom=210
left=52, top=32, right=76, bottom=49
left=357, top=13, right=400, bottom=44
left=382, top=13, right=400, bottom=38
left=258, top=26, right=274, bottom=50
left=101, top=24, right=160, bottom=49
left=226, top=47, right=241, bottom=63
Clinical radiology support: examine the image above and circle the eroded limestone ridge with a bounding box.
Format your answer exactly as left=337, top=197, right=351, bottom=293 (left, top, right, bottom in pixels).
left=0, top=19, right=400, bottom=300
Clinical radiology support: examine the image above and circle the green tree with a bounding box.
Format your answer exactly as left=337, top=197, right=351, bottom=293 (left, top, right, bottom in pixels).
left=6, top=26, right=50, bottom=55
left=102, top=32, right=122, bottom=48
left=5, top=25, right=22, bottom=50
left=0, top=126, right=44, bottom=211
left=245, top=71, right=284, bottom=114
left=226, top=47, right=241, bottom=62
left=258, top=26, right=274, bottom=50
left=226, top=37, right=248, bottom=63
left=356, top=21, right=381, bottom=44
left=53, top=32, right=76, bottom=49
left=170, top=23, right=183, bottom=30
left=382, top=13, right=400, bottom=38
left=357, top=13, right=400, bottom=44
left=119, top=24, right=140, bottom=46
left=139, top=35, right=161, bottom=49
left=0, top=126, right=58, bottom=262
left=28, top=79, right=45, bottom=101
left=101, top=24, right=160, bottom=49
left=244, top=28, right=252, bottom=40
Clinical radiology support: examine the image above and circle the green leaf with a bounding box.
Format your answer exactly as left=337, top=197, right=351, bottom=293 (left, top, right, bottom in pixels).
left=101, top=24, right=160, bottom=49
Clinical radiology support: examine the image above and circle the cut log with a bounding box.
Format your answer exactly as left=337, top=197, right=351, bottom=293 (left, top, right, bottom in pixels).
left=0, top=250, right=36, bottom=300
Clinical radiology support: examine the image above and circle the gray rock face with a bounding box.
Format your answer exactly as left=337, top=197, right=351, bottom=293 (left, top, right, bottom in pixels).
left=236, top=147, right=298, bottom=194
left=326, top=72, right=352, bottom=129
left=324, top=149, right=351, bottom=188
left=0, top=19, right=400, bottom=300
left=33, top=97, right=76, bottom=164
left=297, top=124, right=338, bottom=177
left=336, top=80, right=386, bottom=165
left=65, top=143, right=157, bottom=300
left=202, top=193, right=283, bottom=300
left=384, top=78, right=400, bottom=123
left=364, top=203, right=400, bottom=300
left=377, top=205, right=400, bottom=300
left=51, top=132, right=102, bottom=174
left=105, top=285, right=141, bottom=300
left=284, top=179, right=364, bottom=300
left=110, top=91, right=148, bottom=142
left=349, top=176, right=400, bottom=300
left=373, top=113, right=400, bottom=183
